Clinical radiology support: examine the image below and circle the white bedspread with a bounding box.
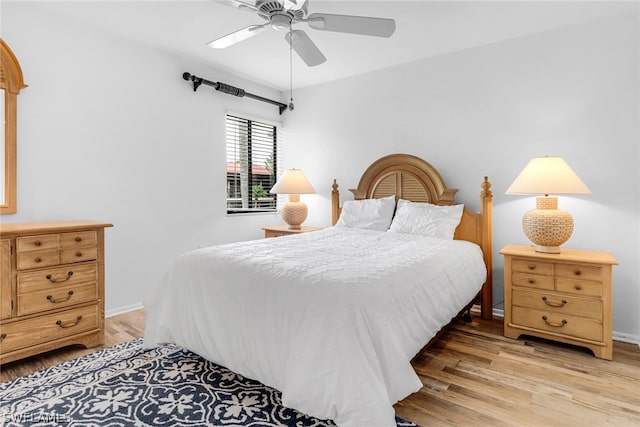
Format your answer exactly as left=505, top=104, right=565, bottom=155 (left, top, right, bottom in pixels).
left=143, top=227, right=486, bottom=427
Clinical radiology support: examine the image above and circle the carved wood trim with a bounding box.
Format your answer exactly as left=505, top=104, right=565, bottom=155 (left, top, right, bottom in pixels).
left=0, top=39, right=28, bottom=214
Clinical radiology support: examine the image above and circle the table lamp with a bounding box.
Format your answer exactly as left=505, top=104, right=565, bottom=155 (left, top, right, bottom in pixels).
left=270, top=168, right=316, bottom=229
left=505, top=156, right=591, bottom=253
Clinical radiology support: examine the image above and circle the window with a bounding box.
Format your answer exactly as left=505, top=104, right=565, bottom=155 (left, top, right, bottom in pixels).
left=226, top=114, right=279, bottom=214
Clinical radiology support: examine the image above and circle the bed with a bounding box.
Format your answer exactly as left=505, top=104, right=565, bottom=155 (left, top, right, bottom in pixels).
left=143, top=153, right=493, bottom=427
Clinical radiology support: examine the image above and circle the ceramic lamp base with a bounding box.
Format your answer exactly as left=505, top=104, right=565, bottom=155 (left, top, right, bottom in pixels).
left=522, top=196, right=574, bottom=254
left=281, top=195, right=308, bottom=230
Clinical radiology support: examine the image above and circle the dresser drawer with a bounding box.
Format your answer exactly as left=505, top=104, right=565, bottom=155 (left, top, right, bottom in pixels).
left=512, top=259, right=554, bottom=276
left=16, top=234, right=59, bottom=253
left=512, top=272, right=554, bottom=290
left=556, top=278, right=602, bottom=297
left=61, top=247, right=97, bottom=264
left=512, top=289, right=602, bottom=321
left=555, top=263, right=602, bottom=282
left=60, top=231, right=97, bottom=249
left=17, top=249, right=60, bottom=270
left=0, top=304, right=100, bottom=354
left=17, top=282, right=98, bottom=316
left=17, top=263, right=98, bottom=294
left=511, top=306, right=603, bottom=342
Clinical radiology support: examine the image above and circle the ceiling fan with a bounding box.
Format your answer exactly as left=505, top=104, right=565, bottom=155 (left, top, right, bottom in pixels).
left=207, top=0, right=396, bottom=66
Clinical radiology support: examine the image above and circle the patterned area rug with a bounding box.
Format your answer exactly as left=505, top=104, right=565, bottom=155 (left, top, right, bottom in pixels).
left=0, top=339, right=418, bottom=426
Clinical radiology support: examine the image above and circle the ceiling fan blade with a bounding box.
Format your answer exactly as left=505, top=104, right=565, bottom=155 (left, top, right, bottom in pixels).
left=215, top=0, right=258, bottom=13
left=206, top=23, right=269, bottom=49
left=306, top=13, right=396, bottom=38
left=285, top=30, right=326, bottom=67
left=297, top=0, right=309, bottom=15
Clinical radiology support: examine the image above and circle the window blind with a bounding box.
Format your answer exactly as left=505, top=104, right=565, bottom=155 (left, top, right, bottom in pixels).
left=226, top=114, right=280, bottom=214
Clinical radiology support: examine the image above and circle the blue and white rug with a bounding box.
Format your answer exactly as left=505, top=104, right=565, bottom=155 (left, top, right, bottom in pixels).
left=0, top=339, right=418, bottom=426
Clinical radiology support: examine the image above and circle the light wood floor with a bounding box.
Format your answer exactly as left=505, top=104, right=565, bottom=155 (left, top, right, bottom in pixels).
left=1, top=309, right=639, bottom=426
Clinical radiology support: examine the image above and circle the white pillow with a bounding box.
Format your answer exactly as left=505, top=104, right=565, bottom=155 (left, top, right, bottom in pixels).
left=389, top=199, right=464, bottom=239
left=335, top=195, right=396, bottom=231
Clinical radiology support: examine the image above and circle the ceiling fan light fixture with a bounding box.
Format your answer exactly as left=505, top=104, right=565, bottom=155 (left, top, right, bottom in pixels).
left=271, top=13, right=291, bottom=31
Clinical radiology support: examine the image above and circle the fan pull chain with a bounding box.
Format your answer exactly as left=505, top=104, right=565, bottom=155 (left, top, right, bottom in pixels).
left=288, top=24, right=294, bottom=111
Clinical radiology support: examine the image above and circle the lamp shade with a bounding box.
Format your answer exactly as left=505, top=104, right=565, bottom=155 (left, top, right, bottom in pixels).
left=270, top=169, right=316, bottom=195
left=505, top=156, right=591, bottom=195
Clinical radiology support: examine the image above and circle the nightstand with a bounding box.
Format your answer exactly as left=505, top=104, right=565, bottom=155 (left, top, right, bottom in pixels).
left=262, top=225, right=323, bottom=238
left=500, top=244, right=618, bottom=360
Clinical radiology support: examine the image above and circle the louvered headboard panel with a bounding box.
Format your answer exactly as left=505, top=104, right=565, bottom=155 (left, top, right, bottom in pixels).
left=347, top=154, right=457, bottom=205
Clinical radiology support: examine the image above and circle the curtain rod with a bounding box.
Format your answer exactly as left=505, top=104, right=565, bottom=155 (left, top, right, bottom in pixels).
left=182, top=72, right=288, bottom=115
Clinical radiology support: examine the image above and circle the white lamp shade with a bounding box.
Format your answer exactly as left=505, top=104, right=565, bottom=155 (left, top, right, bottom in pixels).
left=270, top=169, right=316, bottom=195
left=505, top=156, right=591, bottom=196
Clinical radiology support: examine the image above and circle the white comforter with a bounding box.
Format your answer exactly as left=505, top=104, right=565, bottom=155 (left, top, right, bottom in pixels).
left=143, top=227, right=486, bottom=427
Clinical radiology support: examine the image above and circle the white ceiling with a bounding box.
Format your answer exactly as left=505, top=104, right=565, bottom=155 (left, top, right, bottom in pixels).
left=30, top=0, right=638, bottom=91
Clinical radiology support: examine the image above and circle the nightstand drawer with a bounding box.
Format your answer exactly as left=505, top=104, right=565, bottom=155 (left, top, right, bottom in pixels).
left=512, top=259, right=554, bottom=276
left=512, top=289, right=602, bottom=320
left=262, top=225, right=323, bottom=238
left=511, top=306, right=603, bottom=342
left=512, top=272, right=554, bottom=290
left=556, top=278, right=602, bottom=297
left=265, top=231, right=289, bottom=238
left=555, top=264, right=602, bottom=282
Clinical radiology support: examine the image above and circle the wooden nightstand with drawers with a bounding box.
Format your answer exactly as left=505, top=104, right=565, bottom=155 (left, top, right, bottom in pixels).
left=262, top=225, right=323, bottom=238
left=500, top=244, right=618, bottom=360
left=0, top=220, right=112, bottom=364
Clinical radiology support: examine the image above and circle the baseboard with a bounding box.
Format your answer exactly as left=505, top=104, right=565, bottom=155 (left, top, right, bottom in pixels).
left=488, top=307, right=639, bottom=347
left=105, top=302, right=144, bottom=318
left=108, top=303, right=640, bottom=348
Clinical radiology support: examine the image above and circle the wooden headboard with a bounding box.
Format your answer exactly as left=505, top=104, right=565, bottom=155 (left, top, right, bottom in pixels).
left=331, top=153, right=493, bottom=320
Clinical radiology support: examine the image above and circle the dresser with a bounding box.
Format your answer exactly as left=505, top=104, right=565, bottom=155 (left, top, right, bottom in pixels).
left=500, top=244, right=617, bottom=360
left=0, top=220, right=112, bottom=364
left=262, top=225, right=323, bottom=238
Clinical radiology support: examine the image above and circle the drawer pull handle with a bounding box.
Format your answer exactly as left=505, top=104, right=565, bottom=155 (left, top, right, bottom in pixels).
left=35, top=257, right=42, bottom=263
left=0, top=333, right=6, bottom=343
left=76, top=252, right=83, bottom=257
left=46, top=271, right=74, bottom=283
left=528, top=279, right=536, bottom=284
left=574, top=285, right=583, bottom=291
left=542, top=296, right=567, bottom=307
left=75, top=237, right=82, bottom=242
left=542, top=316, right=567, bottom=328
left=47, top=291, right=74, bottom=303
left=34, top=241, right=42, bottom=247
left=56, top=315, right=83, bottom=328
left=528, top=264, right=536, bottom=270
left=574, top=270, right=582, bottom=276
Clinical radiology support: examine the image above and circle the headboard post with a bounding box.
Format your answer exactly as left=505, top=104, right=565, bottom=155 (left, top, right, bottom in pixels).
left=331, top=179, right=340, bottom=226
left=480, top=176, right=493, bottom=320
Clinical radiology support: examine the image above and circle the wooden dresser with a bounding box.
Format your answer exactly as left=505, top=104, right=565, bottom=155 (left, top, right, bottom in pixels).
left=500, top=244, right=618, bottom=360
left=0, top=220, right=112, bottom=364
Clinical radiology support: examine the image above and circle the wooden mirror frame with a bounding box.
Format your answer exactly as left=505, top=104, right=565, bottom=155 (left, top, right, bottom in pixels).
left=0, top=39, right=27, bottom=214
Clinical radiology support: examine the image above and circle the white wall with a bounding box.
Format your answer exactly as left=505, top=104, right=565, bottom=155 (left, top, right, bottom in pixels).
left=284, top=12, right=640, bottom=341
left=2, top=2, right=284, bottom=314
left=3, top=3, right=638, bottom=342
